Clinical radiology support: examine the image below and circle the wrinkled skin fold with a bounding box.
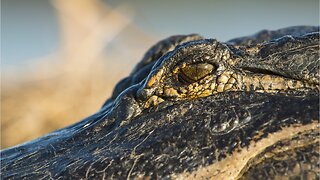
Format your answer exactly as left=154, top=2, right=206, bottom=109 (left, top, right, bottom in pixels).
left=1, top=26, right=319, bottom=180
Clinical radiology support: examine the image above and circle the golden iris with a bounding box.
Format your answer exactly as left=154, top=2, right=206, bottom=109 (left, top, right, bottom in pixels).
left=178, top=63, right=215, bottom=84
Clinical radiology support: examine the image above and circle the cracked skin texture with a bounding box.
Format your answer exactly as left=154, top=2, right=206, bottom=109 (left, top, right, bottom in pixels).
left=1, top=26, right=319, bottom=179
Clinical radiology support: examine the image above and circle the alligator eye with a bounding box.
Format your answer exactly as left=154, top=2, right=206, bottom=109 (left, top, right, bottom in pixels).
left=178, top=63, right=215, bottom=84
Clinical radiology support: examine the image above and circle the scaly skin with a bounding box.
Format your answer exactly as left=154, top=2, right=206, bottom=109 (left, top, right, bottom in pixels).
left=1, top=26, right=319, bottom=179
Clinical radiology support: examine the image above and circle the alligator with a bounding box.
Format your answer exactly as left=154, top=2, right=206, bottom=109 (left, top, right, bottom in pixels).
left=1, top=26, right=319, bottom=180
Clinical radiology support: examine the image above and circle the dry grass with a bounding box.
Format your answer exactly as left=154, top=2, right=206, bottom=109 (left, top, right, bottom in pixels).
left=1, top=0, right=156, bottom=149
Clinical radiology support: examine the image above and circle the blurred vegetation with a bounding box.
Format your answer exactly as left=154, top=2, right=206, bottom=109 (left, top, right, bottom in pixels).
left=2, top=0, right=155, bottom=148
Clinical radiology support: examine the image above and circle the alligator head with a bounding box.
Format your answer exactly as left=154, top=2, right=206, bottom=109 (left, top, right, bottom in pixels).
left=1, top=26, right=319, bottom=179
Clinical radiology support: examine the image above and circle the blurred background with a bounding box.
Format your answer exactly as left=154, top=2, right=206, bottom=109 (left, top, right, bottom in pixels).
left=1, top=0, right=319, bottom=149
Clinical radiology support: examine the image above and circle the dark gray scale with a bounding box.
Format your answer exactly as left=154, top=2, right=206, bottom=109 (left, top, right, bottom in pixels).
left=238, top=32, right=320, bottom=85
left=240, top=130, right=319, bottom=180
left=228, top=25, right=319, bottom=46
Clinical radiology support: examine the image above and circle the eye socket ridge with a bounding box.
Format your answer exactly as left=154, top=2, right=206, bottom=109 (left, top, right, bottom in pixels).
left=177, top=62, right=217, bottom=84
